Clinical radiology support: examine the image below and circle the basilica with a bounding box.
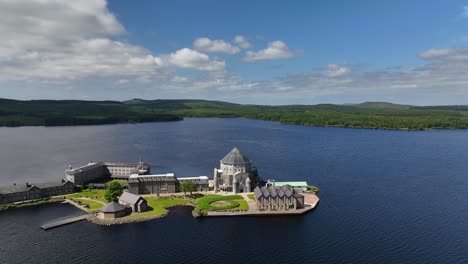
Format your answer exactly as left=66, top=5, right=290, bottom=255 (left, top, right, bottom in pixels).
left=213, top=147, right=261, bottom=193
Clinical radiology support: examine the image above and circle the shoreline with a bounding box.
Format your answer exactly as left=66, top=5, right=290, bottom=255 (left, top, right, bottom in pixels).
left=2, top=192, right=320, bottom=227
left=88, top=204, right=196, bottom=226
left=0, top=198, right=65, bottom=212
left=1, top=116, right=467, bottom=131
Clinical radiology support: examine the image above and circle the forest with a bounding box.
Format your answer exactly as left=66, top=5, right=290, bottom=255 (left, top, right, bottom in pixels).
left=1, top=98, right=468, bottom=130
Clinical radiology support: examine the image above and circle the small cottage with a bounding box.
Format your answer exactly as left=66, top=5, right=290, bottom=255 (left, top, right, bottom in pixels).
left=98, top=202, right=129, bottom=219
left=118, top=192, right=147, bottom=213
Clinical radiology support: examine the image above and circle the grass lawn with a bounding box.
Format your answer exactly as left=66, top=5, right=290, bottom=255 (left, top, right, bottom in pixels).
left=67, top=189, right=107, bottom=203
left=226, top=199, right=249, bottom=211
left=247, top=194, right=255, bottom=199
left=74, top=198, right=105, bottom=213
left=194, top=195, right=247, bottom=215
left=0, top=198, right=56, bottom=211
left=106, top=180, right=128, bottom=185
left=124, top=197, right=190, bottom=219
left=308, top=186, right=320, bottom=194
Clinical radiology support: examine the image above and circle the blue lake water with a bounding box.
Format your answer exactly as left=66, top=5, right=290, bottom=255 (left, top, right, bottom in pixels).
left=0, top=118, right=467, bottom=263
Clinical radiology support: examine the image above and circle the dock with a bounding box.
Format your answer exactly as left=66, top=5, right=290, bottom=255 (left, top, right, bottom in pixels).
left=41, top=214, right=92, bottom=230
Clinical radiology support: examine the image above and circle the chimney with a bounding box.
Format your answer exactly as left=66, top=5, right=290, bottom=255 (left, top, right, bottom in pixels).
left=26, top=182, right=31, bottom=187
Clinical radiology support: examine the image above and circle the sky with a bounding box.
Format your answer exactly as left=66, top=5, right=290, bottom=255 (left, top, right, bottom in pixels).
left=0, top=0, right=468, bottom=105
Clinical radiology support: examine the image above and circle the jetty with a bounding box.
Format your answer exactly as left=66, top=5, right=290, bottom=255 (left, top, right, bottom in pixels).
left=40, top=214, right=92, bottom=230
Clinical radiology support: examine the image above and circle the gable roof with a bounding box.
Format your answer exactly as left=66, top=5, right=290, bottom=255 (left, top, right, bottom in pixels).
left=254, top=186, right=263, bottom=199
left=99, top=201, right=127, bottom=213
left=0, top=185, right=38, bottom=194
left=221, top=147, right=250, bottom=165
left=119, top=192, right=143, bottom=205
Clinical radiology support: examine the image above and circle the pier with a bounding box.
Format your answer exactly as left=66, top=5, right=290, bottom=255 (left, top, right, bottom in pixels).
left=40, top=214, right=92, bottom=230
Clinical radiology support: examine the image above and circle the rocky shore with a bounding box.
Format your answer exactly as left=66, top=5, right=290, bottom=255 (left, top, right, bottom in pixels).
left=88, top=204, right=196, bottom=226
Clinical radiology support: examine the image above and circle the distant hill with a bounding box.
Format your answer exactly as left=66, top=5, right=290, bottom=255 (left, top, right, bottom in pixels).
left=1, top=98, right=468, bottom=130
left=353, top=102, right=411, bottom=109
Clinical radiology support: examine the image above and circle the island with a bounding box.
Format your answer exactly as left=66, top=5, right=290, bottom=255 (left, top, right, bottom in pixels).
left=0, top=147, right=320, bottom=228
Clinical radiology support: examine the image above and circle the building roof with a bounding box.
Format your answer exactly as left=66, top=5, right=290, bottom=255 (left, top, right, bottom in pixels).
left=254, top=186, right=263, bottom=199
left=267, top=186, right=278, bottom=197
left=128, top=173, right=177, bottom=183
left=119, top=192, right=143, bottom=205
left=253, top=185, right=296, bottom=200
left=221, top=147, right=250, bottom=165
left=103, top=161, right=150, bottom=167
left=35, top=180, right=72, bottom=189
left=66, top=162, right=105, bottom=174
left=177, top=176, right=209, bottom=181
left=99, top=201, right=127, bottom=213
left=0, top=185, right=36, bottom=194
left=272, top=181, right=308, bottom=187
left=281, top=186, right=293, bottom=197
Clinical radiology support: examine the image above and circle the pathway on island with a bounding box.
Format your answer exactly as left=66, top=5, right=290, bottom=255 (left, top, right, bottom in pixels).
left=78, top=197, right=106, bottom=205
left=239, top=193, right=258, bottom=213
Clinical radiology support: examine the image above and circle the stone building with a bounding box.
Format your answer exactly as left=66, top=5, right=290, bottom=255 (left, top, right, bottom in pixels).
left=65, top=160, right=150, bottom=185
left=37, top=181, right=75, bottom=197
left=0, top=180, right=75, bottom=205
left=98, top=202, right=129, bottom=220
left=253, top=185, right=304, bottom=211
left=118, top=192, right=147, bottom=213
left=177, top=176, right=210, bottom=192
left=128, top=173, right=178, bottom=195
left=213, top=147, right=261, bottom=193
left=0, top=184, right=41, bottom=205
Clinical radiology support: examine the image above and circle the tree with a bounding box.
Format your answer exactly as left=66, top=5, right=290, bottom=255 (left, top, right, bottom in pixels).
left=104, top=181, right=123, bottom=202
left=180, top=180, right=197, bottom=196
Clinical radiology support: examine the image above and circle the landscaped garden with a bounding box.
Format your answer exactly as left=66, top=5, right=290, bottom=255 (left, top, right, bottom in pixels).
left=194, top=195, right=249, bottom=215
left=63, top=188, right=251, bottom=218
left=61, top=189, right=108, bottom=213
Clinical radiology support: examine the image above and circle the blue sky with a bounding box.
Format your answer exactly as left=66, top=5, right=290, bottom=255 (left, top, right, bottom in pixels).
left=0, top=0, right=467, bottom=105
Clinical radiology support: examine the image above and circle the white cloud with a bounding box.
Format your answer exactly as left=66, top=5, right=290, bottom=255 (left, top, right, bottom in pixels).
left=117, top=79, right=129, bottom=84
left=262, top=48, right=468, bottom=102
left=193, top=37, right=240, bottom=54
left=243, top=41, right=295, bottom=62
left=0, top=0, right=231, bottom=85
left=168, top=48, right=225, bottom=71
left=419, top=48, right=453, bottom=59
left=233, top=35, right=251, bottom=49
left=323, top=64, right=351, bottom=77
left=2, top=1, right=468, bottom=104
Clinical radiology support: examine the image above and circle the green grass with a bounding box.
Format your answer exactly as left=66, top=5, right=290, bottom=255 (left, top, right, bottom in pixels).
left=226, top=199, right=249, bottom=211
left=0, top=198, right=57, bottom=211
left=67, top=189, right=107, bottom=203
left=194, top=195, right=246, bottom=215
left=73, top=198, right=105, bottom=213
left=106, top=180, right=128, bottom=186
left=247, top=194, right=255, bottom=199
left=124, top=197, right=190, bottom=219
left=308, top=186, right=320, bottom=194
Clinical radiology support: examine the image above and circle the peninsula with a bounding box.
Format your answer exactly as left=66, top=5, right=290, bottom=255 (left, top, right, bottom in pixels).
left=1, top=98, right=468, bottom=130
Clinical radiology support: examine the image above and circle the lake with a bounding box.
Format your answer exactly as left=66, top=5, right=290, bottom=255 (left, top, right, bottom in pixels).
left=0, top=118, right=467, bottom=263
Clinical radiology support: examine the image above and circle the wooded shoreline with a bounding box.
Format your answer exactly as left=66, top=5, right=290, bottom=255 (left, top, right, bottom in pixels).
left=2, top=98, right=468, bottom=130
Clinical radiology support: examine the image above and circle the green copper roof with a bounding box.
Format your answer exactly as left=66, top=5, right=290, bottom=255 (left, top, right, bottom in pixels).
left=272, top=181, right=308, bottom=187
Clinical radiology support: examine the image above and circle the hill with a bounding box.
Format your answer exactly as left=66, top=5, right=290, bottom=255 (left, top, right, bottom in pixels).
left=1, top=98, right=468, bottom=130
